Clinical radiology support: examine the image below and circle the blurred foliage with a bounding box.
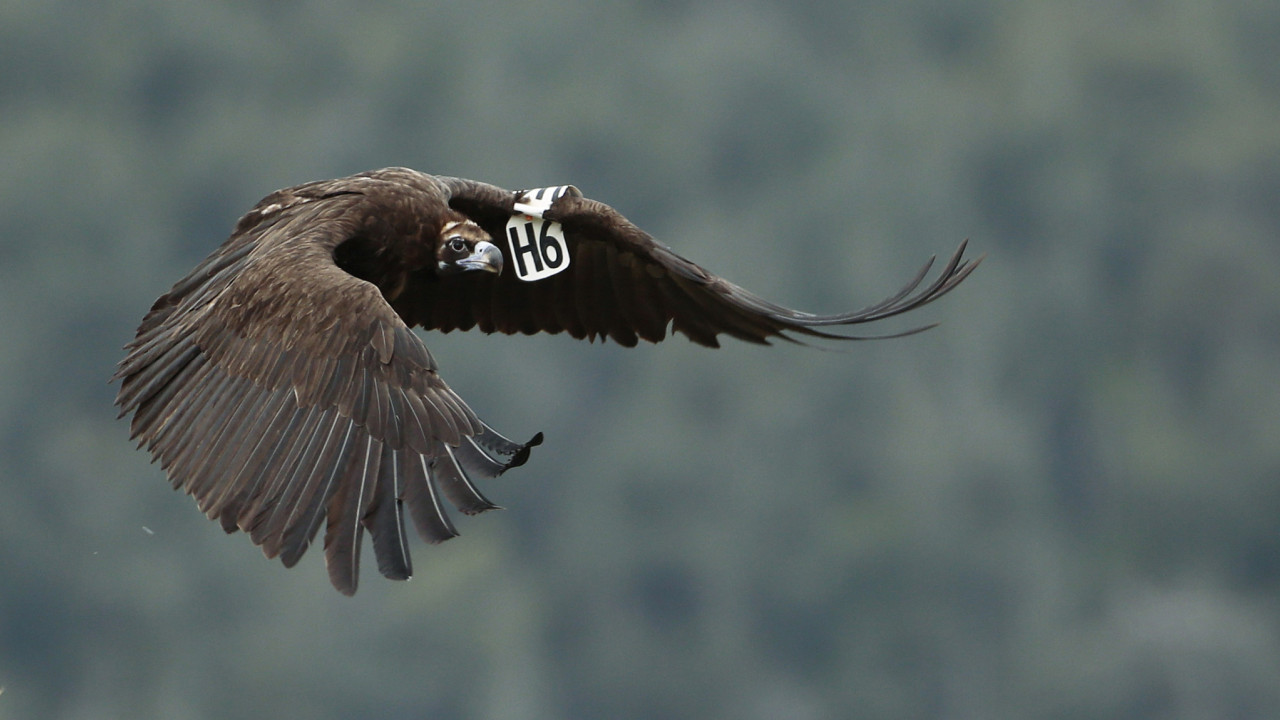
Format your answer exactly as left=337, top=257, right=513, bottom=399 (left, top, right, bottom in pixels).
left=1, top=1, right=1278, bottom=718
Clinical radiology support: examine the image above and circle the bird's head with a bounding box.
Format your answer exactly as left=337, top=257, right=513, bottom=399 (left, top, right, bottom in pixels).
left=435, top=219, right=503, bottom=276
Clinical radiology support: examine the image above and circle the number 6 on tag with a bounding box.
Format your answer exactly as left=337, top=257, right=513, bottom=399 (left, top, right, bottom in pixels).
left=505, top=218, right=569, bottom=281
left=505, top=186, right=573, bottom=282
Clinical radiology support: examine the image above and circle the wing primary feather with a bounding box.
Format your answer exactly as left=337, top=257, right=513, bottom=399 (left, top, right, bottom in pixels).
left=488, top=261, right=512, bottom=333
left=615, top=255, right=669, bottom=343
left=182, top=374, right=260, bottom=500
left=262, top=408, right=345, bottom=559
left=316, top=353, right=353, bottom=408
left=419, top=390, right=462, bottom=447
left=678, top=278, right=782, bottom=345
left=769, top=241, right=979, bottom=329
left=400, top=390, right=437, bottom=454
left=364, top=442, right=412, bottom=581
left=278, top=417, right=357, bottom=568
left=335, top=364, right=369, bottom=421
left=254, top=345, right=298, bottom=390
left=245, top=403, right=329, bottom=549
left=452, top=437, right=511, bottom=480
left=383, top=385, right=409, bottom=448
left=433, top=442, right=500, bottom=515
left=150, top=363, right=235, bottom=475
left=573, top=241, right=602, bottom=341
left=254, top=402, right=329, bottom=510
left=527, top=273, right=563, bottom=334
left=115, top=339, right=200, bottom=415
left=235, top=402, right=313, bottom=534
left=323, top=434, right=380, bottom=595
left=369, top=377, right=402, bottom=446
left=137, top=364, right=210, bottom=461
left=404, top=453, right=459, bottom=543
left=202, top=385, right=294, bottom=521
left=658, top=279, right=724, bottom=347
left=472, top=421, right=544, bottom=469
left=293, top=353, right=336, bottom=407
left=461, top=426, right=545, bottom=475
left=189, top=378, right=270, bottom=512
left=392, top=325, right=436, bottom=372
left=551, top=269, right=585, bottom=338
left=364, top=374, right=387, bottom=439
left=130, top=351, right=212, bottom=447
left=597, top=243, right=640, bottom=346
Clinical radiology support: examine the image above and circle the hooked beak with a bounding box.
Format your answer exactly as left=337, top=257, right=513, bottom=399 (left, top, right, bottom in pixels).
left=457, top=240, right=504, bottom=275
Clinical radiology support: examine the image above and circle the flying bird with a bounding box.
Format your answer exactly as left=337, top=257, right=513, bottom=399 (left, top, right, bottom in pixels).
left=115, top=167, right=979, bottom=595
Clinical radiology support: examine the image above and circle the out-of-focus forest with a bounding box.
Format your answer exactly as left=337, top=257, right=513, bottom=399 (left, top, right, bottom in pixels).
left=2, top=1, right=1278, bottom=718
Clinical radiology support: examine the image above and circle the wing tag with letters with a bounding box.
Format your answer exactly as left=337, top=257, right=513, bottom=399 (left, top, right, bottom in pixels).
left=506, top=186, right=573, bottom=282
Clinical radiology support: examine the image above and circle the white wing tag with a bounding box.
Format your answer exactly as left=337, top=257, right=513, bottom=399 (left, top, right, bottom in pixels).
left=505, top=186, right=573, bottom=282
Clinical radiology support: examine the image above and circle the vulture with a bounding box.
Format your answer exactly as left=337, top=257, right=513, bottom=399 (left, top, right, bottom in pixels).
left=115, top=167, right=979, bottom=595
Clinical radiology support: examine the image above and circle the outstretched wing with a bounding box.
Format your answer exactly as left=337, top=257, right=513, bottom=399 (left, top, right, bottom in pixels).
left=115, top=190, right=538, bottom=595
left=393, top=176, right=979, bottom=347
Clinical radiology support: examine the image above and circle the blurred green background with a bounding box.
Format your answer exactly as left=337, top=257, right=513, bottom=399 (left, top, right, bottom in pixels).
left=2, top=1, right=1278, bottom=718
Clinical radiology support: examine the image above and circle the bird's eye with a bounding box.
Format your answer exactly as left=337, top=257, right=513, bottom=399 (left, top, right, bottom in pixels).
left=448, top=236, right=467, bottom=253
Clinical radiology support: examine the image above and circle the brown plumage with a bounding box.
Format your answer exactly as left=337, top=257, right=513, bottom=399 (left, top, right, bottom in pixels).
left=115, top=167, right=980, bottom=594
